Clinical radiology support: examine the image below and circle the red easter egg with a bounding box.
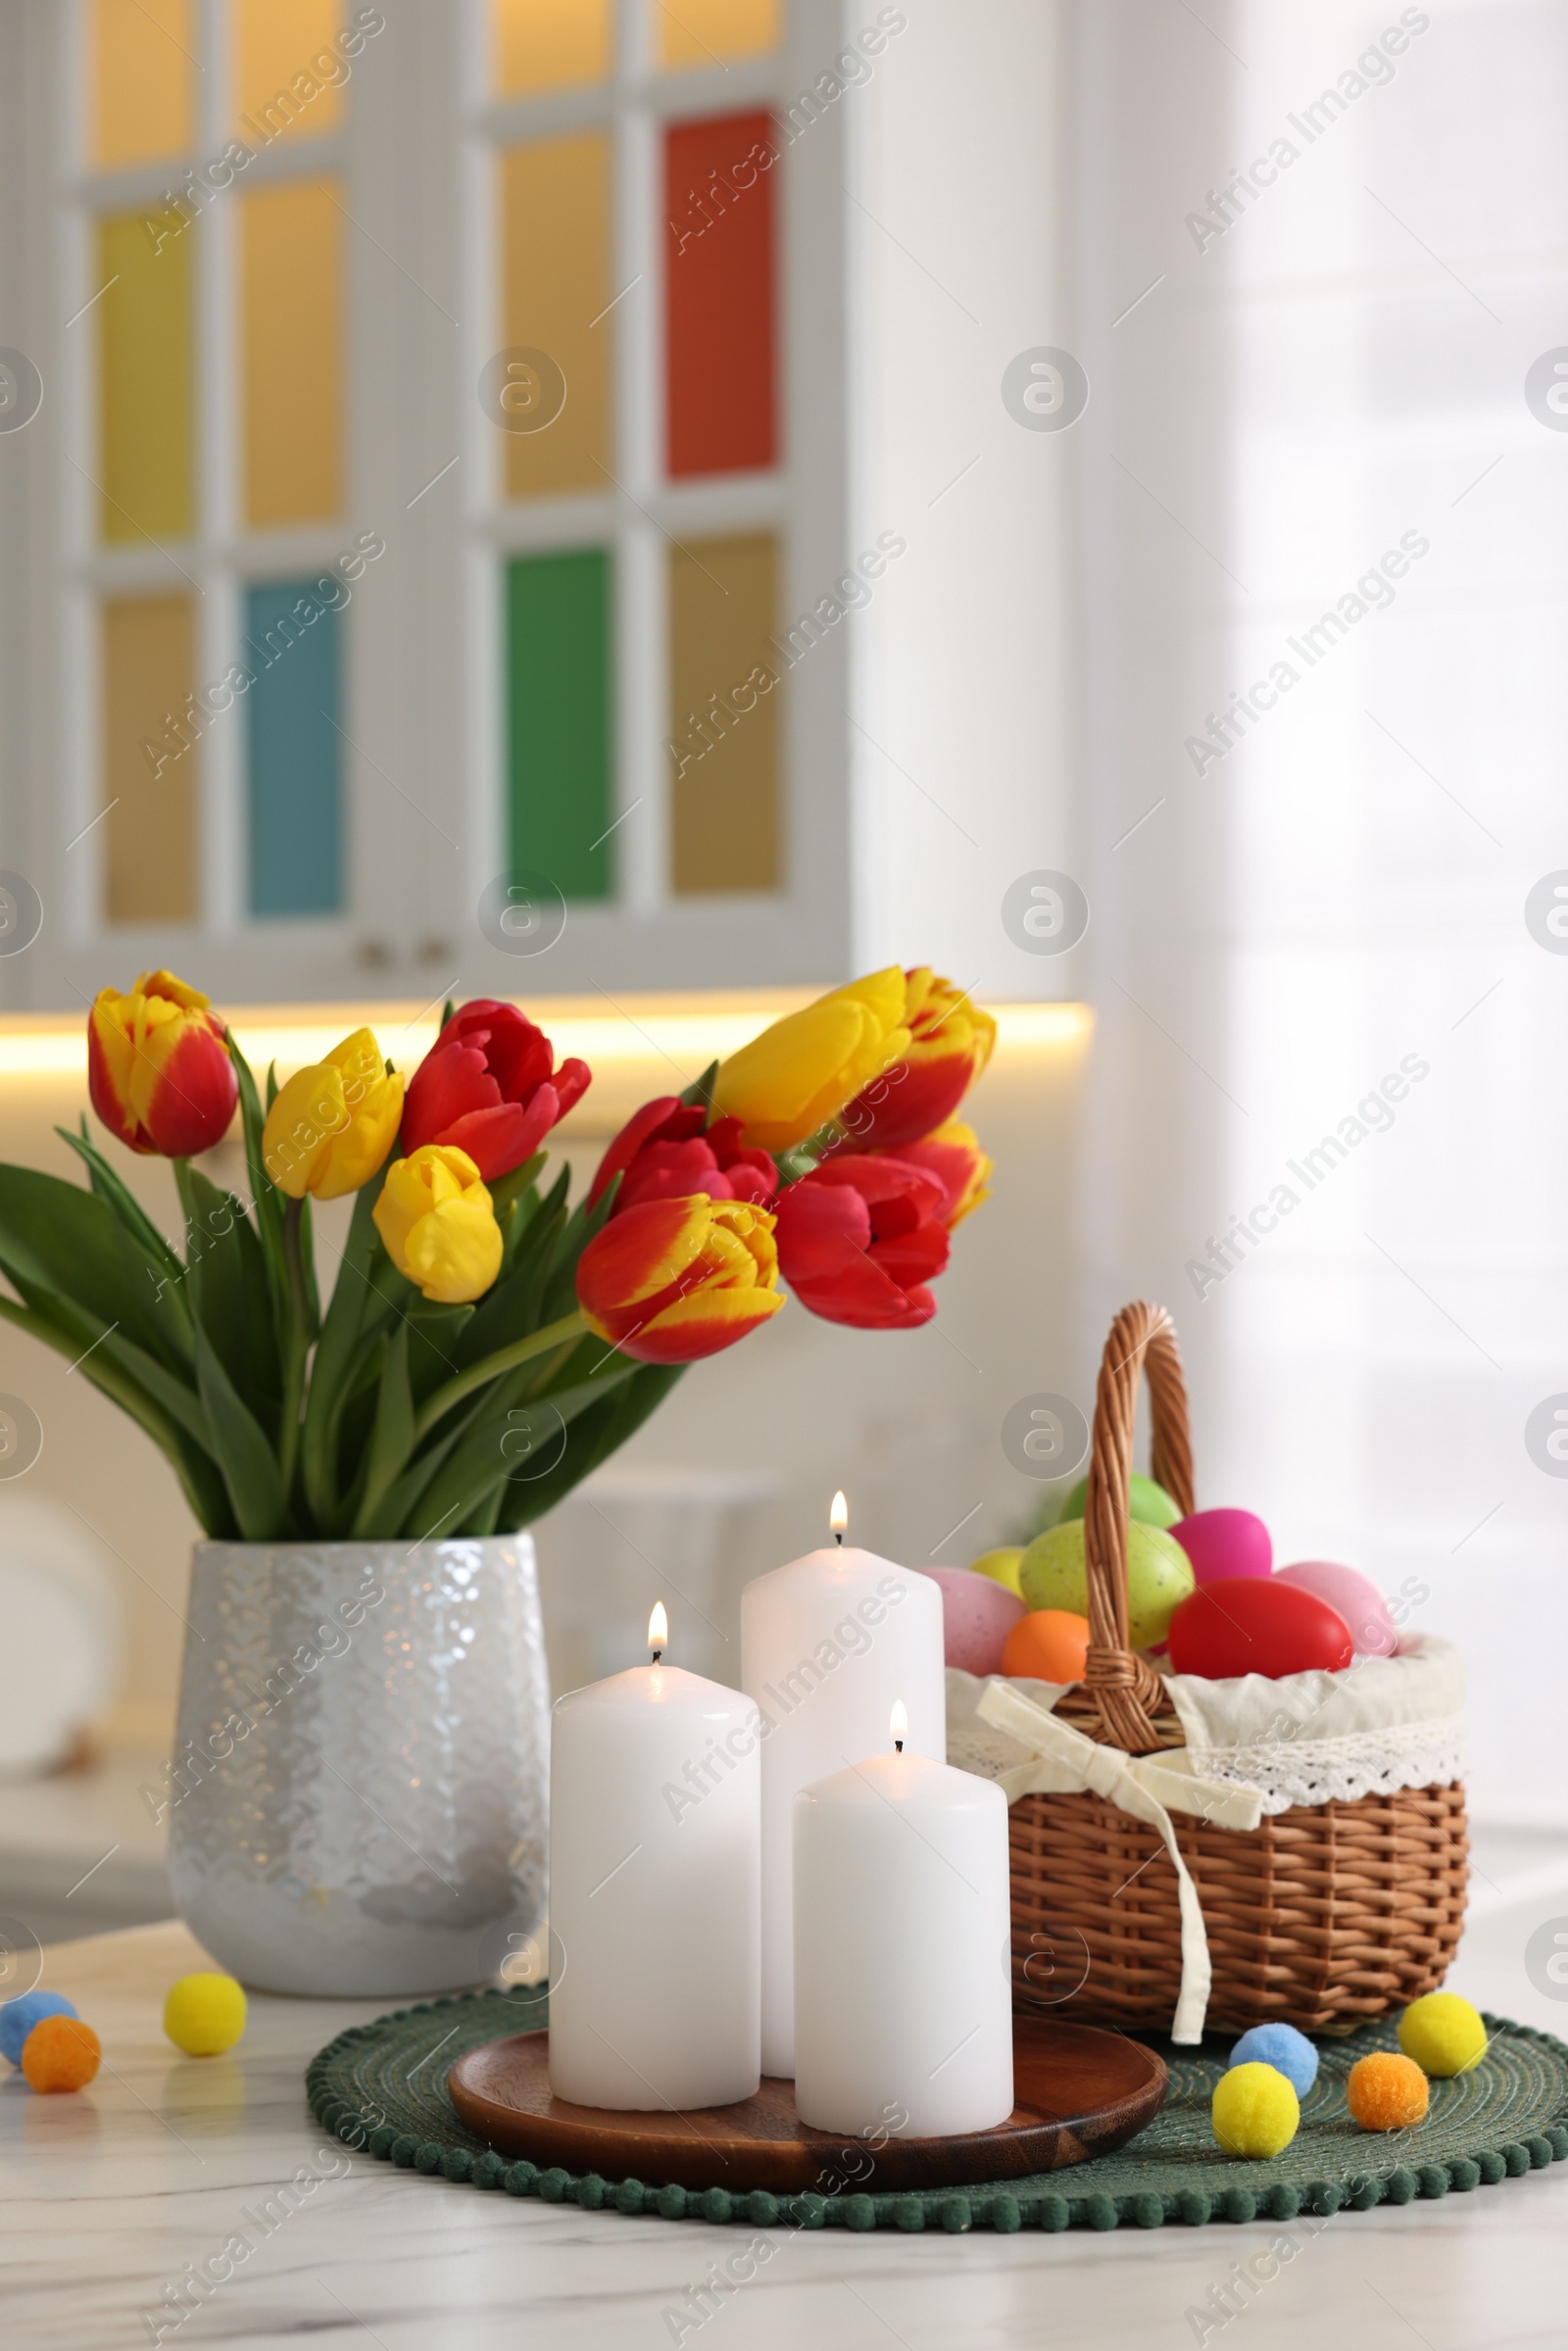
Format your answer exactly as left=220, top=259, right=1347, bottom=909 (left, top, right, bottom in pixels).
left=1167, top=1577, right=1353, bottom=1680
left=920, top=1567, right=1025, bottom=1675
left=1167, top=1508, right=1272, bottom=1584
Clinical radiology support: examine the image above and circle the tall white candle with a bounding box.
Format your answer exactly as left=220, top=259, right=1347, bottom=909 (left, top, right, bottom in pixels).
left=741, top=1495, right=945, bottom=2077
left=548, top=1606, right=761, bottom=2111
left=793, top=1705, right=1013, bottom=2137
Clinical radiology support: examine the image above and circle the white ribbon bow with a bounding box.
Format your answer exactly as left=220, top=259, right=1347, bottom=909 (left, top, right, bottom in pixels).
left=977, top=1678, right=1263, bottom=2044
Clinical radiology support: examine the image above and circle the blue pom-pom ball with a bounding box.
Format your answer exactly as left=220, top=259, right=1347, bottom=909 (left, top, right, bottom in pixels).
left=1229, top=2023, right=1318, bottom=2098
left=0, top=1989, right=77, bottom=2068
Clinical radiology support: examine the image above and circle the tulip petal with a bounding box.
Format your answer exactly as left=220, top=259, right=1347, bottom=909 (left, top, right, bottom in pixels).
left=791, top=1260, right=937, bottom=1330
left=140, top=1021, right=239, bottom=1157
left=774, top=1180, right=870, bottom=1282
left=612, top=1283, right=784, bottom=1363
left=431, top=1095, right=553, bottom=1183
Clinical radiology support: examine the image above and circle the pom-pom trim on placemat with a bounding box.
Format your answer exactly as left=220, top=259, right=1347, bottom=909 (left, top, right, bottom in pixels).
left=305, top=1991, right=1568, bottom=2231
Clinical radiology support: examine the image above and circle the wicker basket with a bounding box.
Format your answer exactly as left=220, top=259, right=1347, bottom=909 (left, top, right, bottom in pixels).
left=1007, top=1300, right=1469, bottom=2036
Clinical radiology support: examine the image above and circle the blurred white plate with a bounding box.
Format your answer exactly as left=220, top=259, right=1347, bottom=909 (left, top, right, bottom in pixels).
left=0, top=1498, right=120, bottom=1777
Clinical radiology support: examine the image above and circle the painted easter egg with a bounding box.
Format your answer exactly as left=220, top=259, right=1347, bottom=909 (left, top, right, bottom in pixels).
left=1002, top=1608, right=1091, bottom=1684
left=1275, top=1561, right=1397, bottom=1657
left=1167, top=1508, right=1272, bottom=1585
left=921, top=1567, right=1025, bottom=1676
left=1166, top=1577, right=1353, bottom=1680
left=1019, top=1519, right=1195, bottom=1651
left=1054, top=1471, right=1180, bottom=1531
left=966, top=1546, right=1025, bottom=1599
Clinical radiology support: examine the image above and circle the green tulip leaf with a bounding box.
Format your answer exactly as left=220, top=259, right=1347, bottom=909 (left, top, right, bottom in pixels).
left=0, top=1163, right=193, bottom=1374
left=191, top=1319, right=291, bottom=1540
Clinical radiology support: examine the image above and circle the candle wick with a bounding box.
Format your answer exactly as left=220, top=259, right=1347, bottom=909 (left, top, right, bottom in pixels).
left=651, top=1649, right=663, bottom=1665
left=895, top=1739, right=904, bottom=1753
left=833, top=1531, right=843, bottom=1546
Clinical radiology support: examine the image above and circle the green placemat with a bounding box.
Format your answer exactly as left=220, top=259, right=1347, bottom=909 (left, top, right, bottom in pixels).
left=306, top=1990, right=1568, bottom=2232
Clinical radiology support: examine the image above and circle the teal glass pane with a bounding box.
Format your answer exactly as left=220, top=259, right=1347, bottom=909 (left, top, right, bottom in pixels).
left=507, top=549, right=612, bottom=900
left=244, top=577, right=344, bottom=916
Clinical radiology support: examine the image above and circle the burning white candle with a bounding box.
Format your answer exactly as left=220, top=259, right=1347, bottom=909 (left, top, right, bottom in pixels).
left=741, top=1494, right=945, bottom=2077
left=547, top=1606, right=761, bottom=2111
left=793, top=1700, right=1014, bottom=2137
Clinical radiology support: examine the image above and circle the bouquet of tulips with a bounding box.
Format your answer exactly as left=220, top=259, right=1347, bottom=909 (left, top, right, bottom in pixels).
left=0, top=967, right=995, bottom=1543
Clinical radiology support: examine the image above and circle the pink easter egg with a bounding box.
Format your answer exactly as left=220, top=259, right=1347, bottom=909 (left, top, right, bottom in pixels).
left=920, top=1567, right=1026, bottom=1676
left=1275, top=1561, right=1397, bottom=1657
left=1167, top=1508, right=1272, bottom=1586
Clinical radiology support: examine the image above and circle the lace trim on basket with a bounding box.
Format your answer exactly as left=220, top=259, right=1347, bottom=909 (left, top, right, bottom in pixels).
left=946, top=1712, right=1470, bottom=1816
left=1178, top=1713, right=1469, bottom=1816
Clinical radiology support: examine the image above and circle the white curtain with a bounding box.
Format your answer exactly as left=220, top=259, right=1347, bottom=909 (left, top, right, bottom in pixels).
left=1073, top=0, right=1568, bottom=1821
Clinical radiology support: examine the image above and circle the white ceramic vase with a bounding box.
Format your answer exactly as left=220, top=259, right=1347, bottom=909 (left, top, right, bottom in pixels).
left=167, top=1536, right=550, bottom=1997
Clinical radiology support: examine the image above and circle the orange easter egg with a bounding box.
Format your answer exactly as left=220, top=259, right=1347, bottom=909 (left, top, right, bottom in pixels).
left=1002, top=1608, right=1091, bottom=1684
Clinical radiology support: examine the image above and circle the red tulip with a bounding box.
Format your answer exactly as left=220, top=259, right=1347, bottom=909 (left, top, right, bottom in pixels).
left=773, top=1156, right=950, bottom=1330
left=88, top=969, right=237, bottom=1158
left=836, top=968, right=996, bottom=1152
left=880, top=1119, right=992, bottom=1229
left=403, top=1000, right=589, bottom=1181
left=577, top=1195, right=784, bottom=1363
left=588, top=1097, right=777, bottom=1216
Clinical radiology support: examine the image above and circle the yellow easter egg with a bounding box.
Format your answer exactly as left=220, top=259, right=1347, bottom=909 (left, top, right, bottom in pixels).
left=967, top=1547, right=1025, bottom=1598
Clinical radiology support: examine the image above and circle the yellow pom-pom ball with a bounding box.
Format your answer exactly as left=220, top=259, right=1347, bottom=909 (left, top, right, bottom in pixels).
left=22, top=2015, right=101, bottom=2092
left=164, top=1973, right=247, bottom=2057
left=1397, top=1992, right=1487, bottom=2079
left=1347, top=2050, right=1429, bottom=2131
left=1211, top=2061, right=1299, bottom=2157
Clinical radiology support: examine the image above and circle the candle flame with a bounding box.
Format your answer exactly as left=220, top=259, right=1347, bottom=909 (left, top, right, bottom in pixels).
left=890, top=1699, right=908, bottom=1746
left=648, top=1602, right=668, bottom=1656
left=830, top=1491, right=848, bottom=1538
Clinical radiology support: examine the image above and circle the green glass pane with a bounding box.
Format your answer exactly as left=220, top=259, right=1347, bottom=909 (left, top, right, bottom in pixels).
left=507, top=549, right=612, bottom=901
left=244, top=578, right=344, bottom=916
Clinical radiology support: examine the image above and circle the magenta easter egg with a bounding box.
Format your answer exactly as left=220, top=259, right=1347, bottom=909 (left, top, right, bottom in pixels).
left=1167, top=1508, right=1272, bottom=1586
left=1167, top=1577, right=1353, bottom=1680
left=920, top=1567, right=1026, bottom=1675
left=1275, top=1561, right=1397, bottom=1656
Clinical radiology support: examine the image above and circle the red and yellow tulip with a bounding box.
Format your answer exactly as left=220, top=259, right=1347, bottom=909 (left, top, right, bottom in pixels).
left=263, top=1029, right=405, bottom=1201
left=372, top=1144, right=503, bottom=1304
left=576, top=1195, right=784, bottom=1362
left=837, top=968, right=996, bottom=1151
left=880, top=1119, right=992, bottom=1228
left=87, top=969, right=238, bottom=1158
left=710, top=970, right=911, bottom=1152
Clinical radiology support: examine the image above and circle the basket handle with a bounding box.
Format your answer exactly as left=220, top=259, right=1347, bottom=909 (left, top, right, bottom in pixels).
left=1083, top=1300, right=1196, bottom=1754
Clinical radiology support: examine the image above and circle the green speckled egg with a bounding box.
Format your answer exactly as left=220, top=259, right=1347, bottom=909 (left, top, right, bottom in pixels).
left=1018, top=1518, right=1195, bottom=1650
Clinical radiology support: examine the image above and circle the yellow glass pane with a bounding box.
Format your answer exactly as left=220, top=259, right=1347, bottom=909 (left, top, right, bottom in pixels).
left=90, top=0, right=195, bottom=169
left=99, top=211, right=195, bottom=544
left=240, top=178, right=343, bottom=528
left=668, top=533, right=779, bottom=894
left=494, top=0, right=612, bottom=95
left=234, top=0, right=347, bottom=144
left=500, top=136, right=612, bottom=500
left=103, top=596, right=198, bottom=925
left=657, top=0, right=779, bottom=70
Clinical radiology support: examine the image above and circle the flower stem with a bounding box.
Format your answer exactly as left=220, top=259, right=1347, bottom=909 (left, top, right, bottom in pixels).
left=412, top=1307, right=589, bottom=1444
left=277, top=1195, right=311, bottom=1505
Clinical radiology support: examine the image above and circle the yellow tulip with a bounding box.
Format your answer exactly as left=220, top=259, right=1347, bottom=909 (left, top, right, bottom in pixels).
left=710, top=968, right=911, bottom=1152
left=262, top=1028, right=405, bottom=1201
left=372, top=1145, right=503, bottom=1304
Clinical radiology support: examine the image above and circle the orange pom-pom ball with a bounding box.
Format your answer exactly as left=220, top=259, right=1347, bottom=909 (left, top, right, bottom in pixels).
left=1346, top=2050, right=1429, bottom=2131
left=21, top=2015, right=101, bottom=2093
left=1002, top=1608, right=1092, bottom=1684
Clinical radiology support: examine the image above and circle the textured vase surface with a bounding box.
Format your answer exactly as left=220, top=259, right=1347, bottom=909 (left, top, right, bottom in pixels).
left=169, top=1537, right=550, bottom=1996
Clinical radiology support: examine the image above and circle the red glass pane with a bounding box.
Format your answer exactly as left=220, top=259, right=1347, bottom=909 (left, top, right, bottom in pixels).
left=664, top=111, right=777, bottom=479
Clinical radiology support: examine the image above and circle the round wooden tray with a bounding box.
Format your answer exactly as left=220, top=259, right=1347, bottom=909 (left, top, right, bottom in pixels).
left=447, top=2018, right=1167, bottom=2193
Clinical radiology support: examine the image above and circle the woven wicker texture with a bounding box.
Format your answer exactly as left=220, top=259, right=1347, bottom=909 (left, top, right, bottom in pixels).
left=1013, top=1301, right=1470, bottom=2033
left=306, top=1989, right=1568, bottom=2231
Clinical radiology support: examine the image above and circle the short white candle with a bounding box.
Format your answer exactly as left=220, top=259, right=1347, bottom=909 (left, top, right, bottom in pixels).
left=741, top=1495, right=945, bottom=2077
left=548, top=1606, right=761, bottom=2111
left=793, top=1704, right=1014, bottom=2138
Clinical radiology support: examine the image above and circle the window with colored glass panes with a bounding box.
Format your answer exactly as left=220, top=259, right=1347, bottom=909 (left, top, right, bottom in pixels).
left=73, top=0, right=801, bottom=958
left=84, top=0, right=367, bottom=930
left=485, top=0, right=787, bottom=908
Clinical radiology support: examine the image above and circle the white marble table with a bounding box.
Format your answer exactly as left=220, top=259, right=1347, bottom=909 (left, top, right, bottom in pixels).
left=3, top=1916, right=1567, bottom=2351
